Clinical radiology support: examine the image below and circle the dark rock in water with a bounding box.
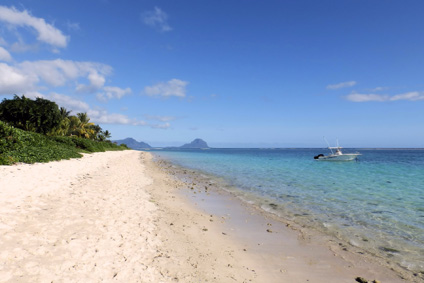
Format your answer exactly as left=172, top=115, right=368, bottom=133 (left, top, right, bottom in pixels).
left=180, top=138, right=210, bottom=148
left=113, top=137, right=152, bottom=149
left=379, top=246, right=400, bottom=253
left=269, top=203, right=278, bottom=209
left=355, top=278, right=381, bottom=283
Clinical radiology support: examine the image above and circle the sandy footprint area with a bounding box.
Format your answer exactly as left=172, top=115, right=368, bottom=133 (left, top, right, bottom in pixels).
left=0, top=151, right=161, bottom=282
left=0, top=150, right=411, bottom=282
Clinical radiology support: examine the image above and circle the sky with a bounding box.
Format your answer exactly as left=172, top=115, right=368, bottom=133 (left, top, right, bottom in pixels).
left=0, top=0, right=423, bottom=148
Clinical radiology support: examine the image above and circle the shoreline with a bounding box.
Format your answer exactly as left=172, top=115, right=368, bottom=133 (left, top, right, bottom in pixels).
left=149, top=151, right=418, bottom=282
left=0, top=150, right=416, bottom=282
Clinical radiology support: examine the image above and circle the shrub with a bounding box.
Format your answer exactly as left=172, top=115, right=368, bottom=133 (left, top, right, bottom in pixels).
left=0, top=121, right=127, bottom=165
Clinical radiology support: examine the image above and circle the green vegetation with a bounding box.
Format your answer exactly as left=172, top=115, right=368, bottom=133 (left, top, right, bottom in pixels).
left=0, top=96, right=128, bottom=165
left=0, top=95, right=62, bottom=135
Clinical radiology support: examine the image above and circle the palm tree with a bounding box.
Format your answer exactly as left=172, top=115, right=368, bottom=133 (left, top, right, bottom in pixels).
left=90, top=124, right=102, bottom=140
left=67, top=116, right=81, bottom=136
left=103, top=130, right=111, bottom=139
left=59, top=107, right=71, bottom=119
left=53, top=107, right=72, bottom=136
left=75, top=112, right=95, bottom=138
left=97, top=129, right=111, bottom=141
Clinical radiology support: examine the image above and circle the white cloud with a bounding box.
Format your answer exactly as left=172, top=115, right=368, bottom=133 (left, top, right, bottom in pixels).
left=391, top=91, right=424, bottom=101
left=0, top=62, right=38, bottom=94
left=0, top=46, right=12, bottom=61
left=142, top=7, right=172, bottom=32
left=76, top=70, right=107, bottom=93
left=97, top=86, right=132, bottom=102
left=327, top=81, right=357, bottom=90
left=49, top=92, right=90, bottom=113
left=89, top=110, right=147, bottom=125
left=10, top=59, right=112, bottom=93
left=345, top=91, right=424, bottom=102
left=144, top=79, right=188, bottom=98
left=0, top=6, right=68, bottom=48
left=345, top=93, right=389, bottom=102
left=19, top=59, right=78, bottom=86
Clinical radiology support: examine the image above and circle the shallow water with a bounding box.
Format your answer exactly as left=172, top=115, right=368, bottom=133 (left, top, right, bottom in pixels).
left=149, top=148, right=424, bottom=273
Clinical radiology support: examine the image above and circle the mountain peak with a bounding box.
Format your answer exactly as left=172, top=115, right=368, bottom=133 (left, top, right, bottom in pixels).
left=180, top=138, right=209, bottom=148
left=113, top=137, right=151, bottom=149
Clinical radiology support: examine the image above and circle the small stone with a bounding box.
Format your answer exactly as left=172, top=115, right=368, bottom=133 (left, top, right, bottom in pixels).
left=355, top=277, right=368, bottom=283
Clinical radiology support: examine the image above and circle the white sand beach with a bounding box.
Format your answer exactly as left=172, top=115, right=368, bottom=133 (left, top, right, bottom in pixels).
left=0, top=150, right=413, bottom=282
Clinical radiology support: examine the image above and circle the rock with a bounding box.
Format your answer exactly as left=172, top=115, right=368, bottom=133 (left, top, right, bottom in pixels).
left=355, top=277, right=368, bottom=283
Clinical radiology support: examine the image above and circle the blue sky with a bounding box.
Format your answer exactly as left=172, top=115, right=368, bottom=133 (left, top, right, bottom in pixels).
left=0, top=0, right=423, bottom=147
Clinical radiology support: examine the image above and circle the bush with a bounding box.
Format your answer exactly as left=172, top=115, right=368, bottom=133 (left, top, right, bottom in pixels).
left=0, top=121, right=127, bottom=165
left=0, top=120, right=23, bottom=153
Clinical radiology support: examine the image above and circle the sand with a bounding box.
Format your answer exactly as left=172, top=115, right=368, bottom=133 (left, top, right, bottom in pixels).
left=0, top=150, right=415, bottom=282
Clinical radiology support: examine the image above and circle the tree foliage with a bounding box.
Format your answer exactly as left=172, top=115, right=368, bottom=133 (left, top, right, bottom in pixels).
left=0, top=95, right=125, bottom=165
left=0, top=95, right=113, bottom=141
left=0, top=95, right=62, bottom=134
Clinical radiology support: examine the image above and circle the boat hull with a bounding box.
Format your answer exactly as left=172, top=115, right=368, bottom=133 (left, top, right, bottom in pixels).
left=316, top=153, right=360, bottom=161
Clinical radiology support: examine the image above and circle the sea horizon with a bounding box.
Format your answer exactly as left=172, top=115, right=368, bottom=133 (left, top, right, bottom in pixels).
left=144, top=146, right=424, bottom=150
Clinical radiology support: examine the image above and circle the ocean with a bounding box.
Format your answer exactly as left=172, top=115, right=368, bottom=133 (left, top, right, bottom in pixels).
left=149, top=148, right=424, bottom=274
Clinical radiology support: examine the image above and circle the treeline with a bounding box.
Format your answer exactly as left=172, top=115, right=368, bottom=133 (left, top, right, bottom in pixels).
left=0, top=95, right=128, bottom=165
left=0, top=95, right=111, bottom=140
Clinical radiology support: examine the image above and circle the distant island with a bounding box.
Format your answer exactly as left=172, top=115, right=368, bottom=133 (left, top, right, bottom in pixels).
left=114, top=138, right=210, bottom=149
left=113, top=138, right=152, bottom=149
left=180, top=138, right=209, bottom=149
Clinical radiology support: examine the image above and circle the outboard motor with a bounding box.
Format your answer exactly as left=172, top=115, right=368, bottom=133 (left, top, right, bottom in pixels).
left=314, top=154, right=324, bottom=159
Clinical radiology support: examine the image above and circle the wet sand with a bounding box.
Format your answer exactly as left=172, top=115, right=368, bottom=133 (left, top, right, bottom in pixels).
left=0, top=150, right=415, bottom=282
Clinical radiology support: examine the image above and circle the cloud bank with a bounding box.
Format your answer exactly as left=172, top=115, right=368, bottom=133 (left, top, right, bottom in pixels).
left=0, top=59, right=113, bottom=95
left=97, top=86, right=132, bottom=102
left=144, top=79, right=188, bottom=98
left=345, top=91, right=424, bottom=102
left=0, top=6, right=68, bottom=48
left=0, top=46, right=12, bottom=61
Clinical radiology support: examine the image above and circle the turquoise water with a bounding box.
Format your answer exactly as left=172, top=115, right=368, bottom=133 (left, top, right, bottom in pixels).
left=150, top=148, right=424, bottom=272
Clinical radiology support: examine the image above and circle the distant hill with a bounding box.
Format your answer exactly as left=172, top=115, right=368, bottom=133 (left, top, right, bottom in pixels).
left=114, top=138, right=151, bottom=149
left=180, top=138, right=209, bottom=149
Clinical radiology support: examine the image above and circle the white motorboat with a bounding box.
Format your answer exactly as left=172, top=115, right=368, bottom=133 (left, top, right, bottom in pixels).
left=314, top=139, right=361, bottom=161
